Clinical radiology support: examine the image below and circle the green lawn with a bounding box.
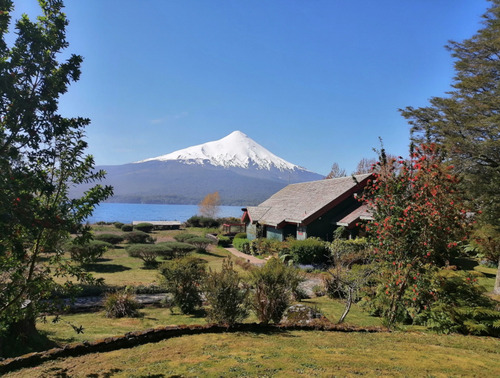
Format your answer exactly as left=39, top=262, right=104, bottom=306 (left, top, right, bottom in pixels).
left=6, top=330, right=500, bottom=377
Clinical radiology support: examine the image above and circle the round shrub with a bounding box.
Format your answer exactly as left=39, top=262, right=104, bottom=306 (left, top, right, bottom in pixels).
left=66, top=240, right=111, bottom=264
left=113, top=222, right=124, bottom=229
left=94, top=233, right=124, bottom=245
left=288, top=237, right=329, bottom=264
left=127, top=244, right=160, bottom=268
left=185, top=236, right=214, bottom=252
left=173, top=233, right=198, bottom=243
left=158, top=241, right=196, bottom=258
left=233, top=237, right=250, bottom=253
left=124, top=230, right=155, bottom=244
left=185, top=215, right=220, bottom=228
left=217, top=235, right=231, bottom=248
left=233, top=233, right=247, bottom=240
left=133, top=222, right=155, bottom=233
left=121, top=224, right=133, bottom=232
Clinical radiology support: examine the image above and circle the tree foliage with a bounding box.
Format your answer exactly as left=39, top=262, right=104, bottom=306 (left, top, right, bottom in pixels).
left=0, top=0, right=112, bottom=342
left=198, top=191, right=221, bottom=219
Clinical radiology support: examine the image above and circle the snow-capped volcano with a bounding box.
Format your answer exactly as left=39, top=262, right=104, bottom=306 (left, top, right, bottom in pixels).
left=72, top=131, right=324, bottom=206
left=137, top=130, right=303, bottom=171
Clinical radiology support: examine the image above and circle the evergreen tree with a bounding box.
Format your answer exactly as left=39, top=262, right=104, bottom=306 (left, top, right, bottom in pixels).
left=400, top=0, right=500, bottom=293
left=0, top=0, right=112, bottom=346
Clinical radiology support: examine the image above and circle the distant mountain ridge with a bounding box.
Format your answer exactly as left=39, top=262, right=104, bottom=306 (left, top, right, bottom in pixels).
left=73, top=131, right=324, bottom=206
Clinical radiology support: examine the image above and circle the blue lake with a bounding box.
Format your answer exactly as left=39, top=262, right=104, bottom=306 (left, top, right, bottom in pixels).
left=86, top=203, right=244, bottom=224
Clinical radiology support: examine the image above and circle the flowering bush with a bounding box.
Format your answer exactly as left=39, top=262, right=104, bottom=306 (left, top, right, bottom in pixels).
left=361, top=144, right=472, bottom=325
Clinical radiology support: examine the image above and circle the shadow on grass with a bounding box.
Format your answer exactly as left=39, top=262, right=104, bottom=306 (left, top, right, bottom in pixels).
left=196, top=249, right=223, bottom=258
left=83, top=263, right=132, bottom=273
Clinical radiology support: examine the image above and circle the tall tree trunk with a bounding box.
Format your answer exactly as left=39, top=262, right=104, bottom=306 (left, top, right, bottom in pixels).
left=494, top=255, right=500, bottom=295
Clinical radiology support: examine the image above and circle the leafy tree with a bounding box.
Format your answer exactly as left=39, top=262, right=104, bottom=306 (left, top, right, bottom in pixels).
left=361, top=144, right=472, bottom=326
left=203, top=257, right=249, bottom=325
left=198, top=191, right=221, bottom=219
left=399, top=1, right=500, bottom=292
left=0, top=0, right=112, bottom=344
left=158, top=257, right=206, bottom=314
left=325, top=162, right=347, bottom=179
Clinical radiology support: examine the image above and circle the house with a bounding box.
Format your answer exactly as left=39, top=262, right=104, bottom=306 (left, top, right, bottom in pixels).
left=241, top=174, right=373, bottom=241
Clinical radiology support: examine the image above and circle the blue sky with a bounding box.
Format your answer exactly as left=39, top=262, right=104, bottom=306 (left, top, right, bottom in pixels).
left=14, top=0, right=490, bottom=175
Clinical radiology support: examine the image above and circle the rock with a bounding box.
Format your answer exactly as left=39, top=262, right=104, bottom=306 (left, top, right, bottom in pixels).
left=280, top=304, right=328, bottom=326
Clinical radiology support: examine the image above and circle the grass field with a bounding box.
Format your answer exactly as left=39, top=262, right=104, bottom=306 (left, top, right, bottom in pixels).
left=6, top=330, right=500, bottom=377
left=10, top=224, right=497, bottom=376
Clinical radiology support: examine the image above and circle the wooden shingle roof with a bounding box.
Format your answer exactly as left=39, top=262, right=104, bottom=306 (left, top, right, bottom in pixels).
left=246, top=174, right=372, bottom=227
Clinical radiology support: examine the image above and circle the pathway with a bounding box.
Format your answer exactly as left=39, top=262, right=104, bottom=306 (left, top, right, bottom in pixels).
left=224, top=247, right=267, bottom=266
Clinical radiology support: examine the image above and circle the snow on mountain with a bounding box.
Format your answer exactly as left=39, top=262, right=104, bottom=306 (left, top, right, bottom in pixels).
left=136, top=130, right=305, bottom=172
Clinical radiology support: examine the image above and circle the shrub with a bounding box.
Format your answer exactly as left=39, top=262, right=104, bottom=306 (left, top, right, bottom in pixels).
left=203, top=257, right=249, bottom=325
left=250, top=238, right=283, bottom=256
left=133, top=222, right=155, bottom=233
left=158, top=257, right=206, bottom=314
left=121, top=224, right=133, bottom=232
left=124, top=230, right=155, bottom=244
left=234, top=233, right=247, bottom=240
left=113, top=222, right=124, bottom=229
left=173, top=233, right=198, bottom=243
left=186, top=236, right=214, bottom=252
left=185, top=215, right=220, bottom=228
left=217, top=235, right=231, bottom=248
left=104, top=290, right=140, bottom=318
left=287, top=238, right=329, bottom=264
left=233, top=238, right=251, bottom=253
left=127, top=244, right=160, bottom=268
left=250, top=258, right=303, bottom=323
left=156, top=241, right=195, bottom=259
left=66, top=240, right=111, bottom=265
left=94, top=233, right=124, bottom=245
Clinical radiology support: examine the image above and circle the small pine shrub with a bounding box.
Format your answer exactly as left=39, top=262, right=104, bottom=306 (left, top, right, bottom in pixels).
left=104, top=290, right=140, bottom=318
left=156, top=241, right=195, bottom=259
left=173, top=233, right=198, bottom=243
left=185, top=236, right=214, bottom=252
left=133, top=222, right=155, bottom=233
left=66, top=240, right=111, bottom=265
left=121, top=224, right=133, bottom=232
left=127, top=244, right=160, bottom=268
left=94, top=233, right=124, bottom=245
left=114, top=222, right=124, bottom=229
left=124, top=230, right=155, bottom=244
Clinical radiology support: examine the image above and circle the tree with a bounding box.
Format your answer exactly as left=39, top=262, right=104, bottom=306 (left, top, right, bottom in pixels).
left=399, top=1, right=500, bottom=292
left=353, top=157, right=377, bottom=175
left=198, top=191, right=221, bottom=219
left=361, top=144, right=472, bottom=326
left=0, top=0, right=112, bottom=346
left=325, top=162, right=347, bottom=179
